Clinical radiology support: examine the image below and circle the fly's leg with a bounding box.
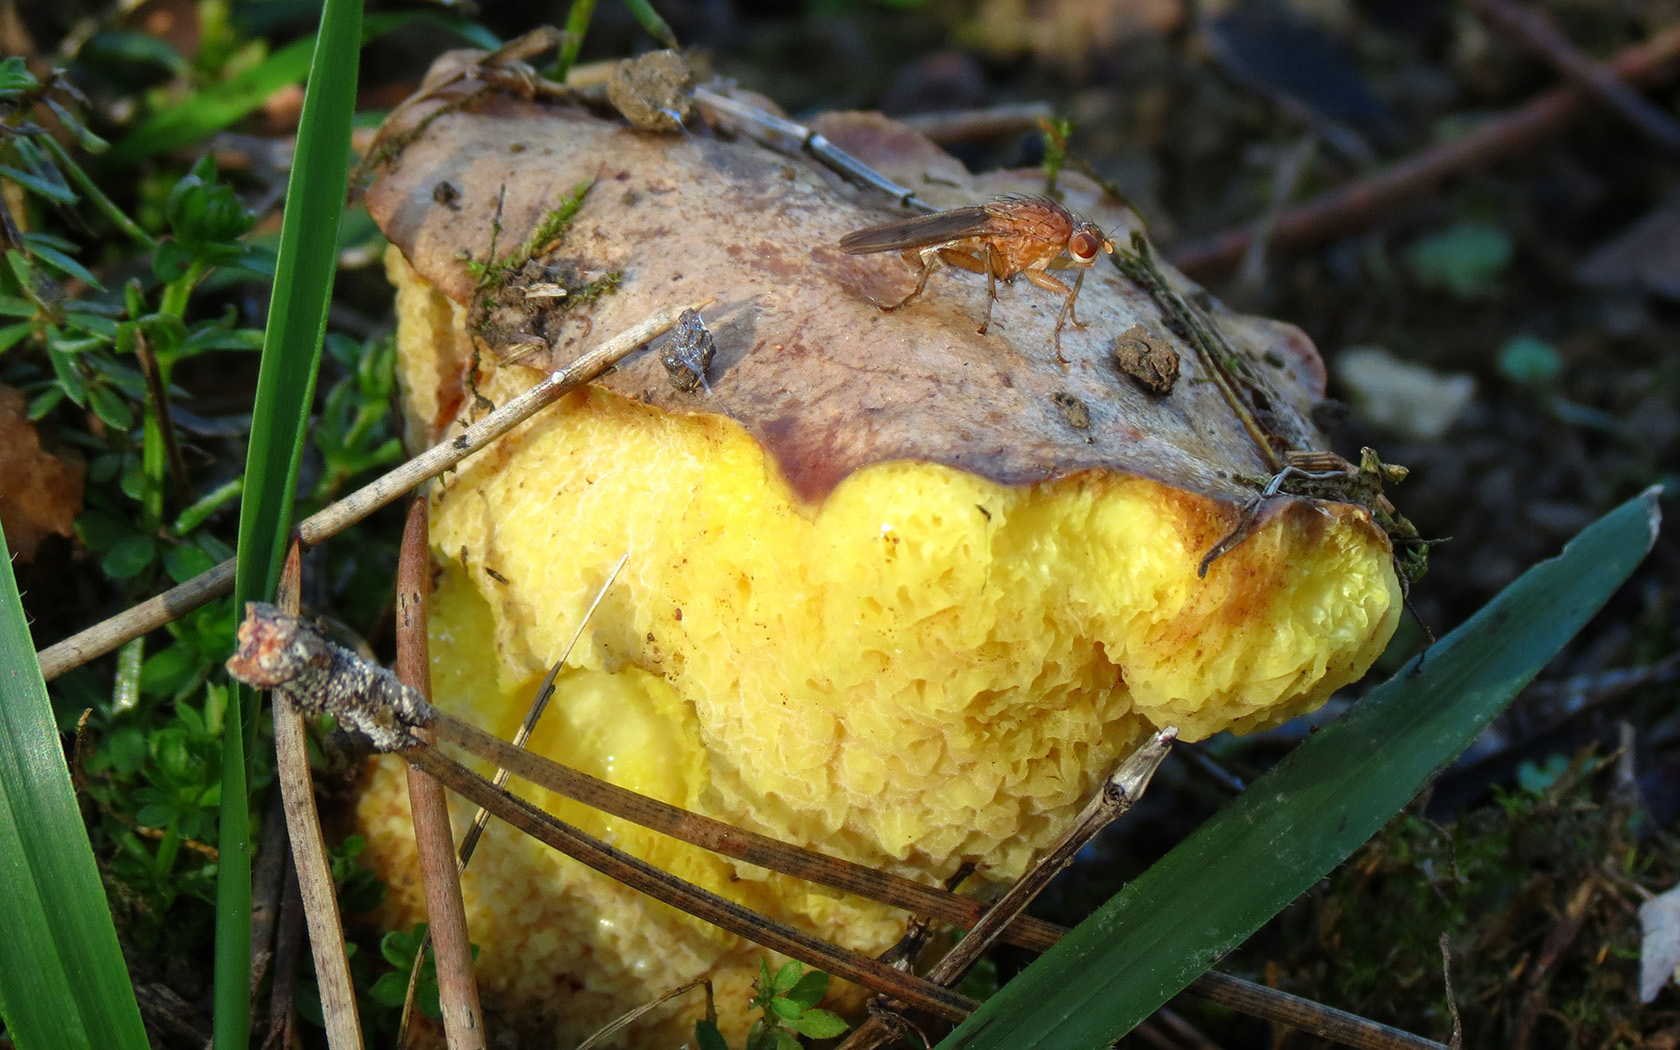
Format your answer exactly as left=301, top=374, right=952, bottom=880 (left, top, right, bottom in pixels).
left=1026, top=269, right=1083, bottom=362
left=1063, top=269, right=1090, bottom=330
left=882, top=248, right=943, bottom=312
left=920, top=247, right=991, bottom=330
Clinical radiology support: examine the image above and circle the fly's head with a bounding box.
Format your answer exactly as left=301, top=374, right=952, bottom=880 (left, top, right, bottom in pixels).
left=1067, top=222, right=1114, bottom=268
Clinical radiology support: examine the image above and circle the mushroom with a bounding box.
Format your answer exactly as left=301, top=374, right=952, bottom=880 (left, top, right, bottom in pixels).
left=355, top=51, right=1403, bottom=1046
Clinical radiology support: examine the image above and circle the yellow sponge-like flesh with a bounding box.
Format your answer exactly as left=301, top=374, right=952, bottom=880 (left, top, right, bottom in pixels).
left=356, top=255, right=1402, bottom=1045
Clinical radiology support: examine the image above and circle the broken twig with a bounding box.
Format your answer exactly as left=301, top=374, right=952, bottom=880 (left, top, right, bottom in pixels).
left=39, top=301, right=707, bottom=681
left=1170, top=26, right=1680, bottom=275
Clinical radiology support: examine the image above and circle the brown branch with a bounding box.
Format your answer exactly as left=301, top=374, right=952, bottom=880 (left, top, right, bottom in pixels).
left=898, top=103, right=1056, bottom=145
left=1169, top=24, right=1680, bottom=277
left=404, top=744, right=980, bottom=1023
left=270, top=542, right=364, bottom=1050
left=432, top=712, right=1443, bottom=1050
left=429, top=710, right=1062, bottom=950
left=260, top=858, right=303, bottom=1050
left=132, top=328, right=192, bottom=507
left=249, top=790, right=289, bottom=1006
left=841, top=731, right=1178, bottom=1050
left=1470, top=0, right=1680, bottom=150
left=395, top=497, right=485, bottom=1050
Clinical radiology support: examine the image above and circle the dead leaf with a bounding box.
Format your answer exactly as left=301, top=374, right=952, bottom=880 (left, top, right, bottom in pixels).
left=1641, top=883, right=1680, bottom=1003
left=0, top=385, right=84, bottom=562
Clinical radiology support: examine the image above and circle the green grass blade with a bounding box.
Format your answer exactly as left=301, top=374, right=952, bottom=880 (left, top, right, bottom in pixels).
left=940, top=487, right=1662, bottom=1050
left=216, top=2, right=364, bottom=1048
left=109, top=36, right=314, bottom=163
left=623, top=0, right=679, bottom=49
left=0, top=520, right=149, bottom=1050
left=107, top=13, right=493, bottom=163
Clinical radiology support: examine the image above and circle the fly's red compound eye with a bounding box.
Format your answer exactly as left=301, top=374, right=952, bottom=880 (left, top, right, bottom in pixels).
left=1070, top=228, right=1103, bottom=263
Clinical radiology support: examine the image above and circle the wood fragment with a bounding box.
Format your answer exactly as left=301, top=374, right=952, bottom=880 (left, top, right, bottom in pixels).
left=395, top=497, right=486, bottom=1050
left=268, top=543, right=363, bottom=1050
left=1169, top=26, right=1680, bottom=276
left=1470, top=0, right=1680, bottom=151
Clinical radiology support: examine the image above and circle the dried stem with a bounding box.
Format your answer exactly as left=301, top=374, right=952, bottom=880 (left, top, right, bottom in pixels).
left=270, top=542, right=363, bottom=1050
left=839, top=730, right=1177, bottom=1050
left=431, top=713, right=1440, bottom=1049
left=1469, top=0, right=1680, bottom=150
left=932, top=728, right=1175, bottom=986
left=1190, top=972, right=1446, bottom=1050
left=249, top=790, right=289, bottom=1006
left=456, top=551, right=630, bottom=865
left=395, top=497, right=486, bottom=1050
left=397, top=551, right=630, bottom=1042
left=260, top=859, right=303, bottom=1050
left=572, top=978, right=712, bottom=1050
left=428, top=710, right=1061, bottom=949
left=36, top=300, right=708, bottom=681
left=899, top=103, right=1055, bottom=145
left=132, top=328, right=192, bottom=507
left=404, top=744, right=979, bottom=1022
left=1170, top=25, right=1680, bottom=276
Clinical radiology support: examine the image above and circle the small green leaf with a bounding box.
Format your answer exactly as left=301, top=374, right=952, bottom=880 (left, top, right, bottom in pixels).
left=0, top=164, right=77, bottom=205
left=47, top=345, right=86, bottom=404
left=0, top=55, right=35, bottom=94
left=101, top=533, right=156, bottom=579
left=0, top=322, right=32, bottom=355
left=173, top=479, right=243, bottom=537
left=793, top=1008, right=848, bottom=1039
left=381, top=923, right=426, bottom=967
left=149, top=728, right=195, bottom=782
left=139, top=645, right=201, bottom=698
left=86, top=384, right=134, bottom=430
left=770, top=960, right=803, bottom=995
left=26, top=239, right=103, bottom=290
left=1406, top=221, right=1512, bottom=298
left=1498, top=335, right=1562, bottom=386
left=83, top=30, right=191, bottom=74
left=75, top=510, right=133, bottom=552
left=783, top=969, right=828, bottom=1010
left=368, top=971, right=410, bottom=1007
left=166, top=158, right=256, bottom=247
left=26, top=386, right=63, bottom=418
left=96, top=728, right=148, bottom=777
left=694, top=1019, right=730, bottom=1050
left=134, top=802, right=177, bottom=828
left=767, top=996, right=801, bottom=1021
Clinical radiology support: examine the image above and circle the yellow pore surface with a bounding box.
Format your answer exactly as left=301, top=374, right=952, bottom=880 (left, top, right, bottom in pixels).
left=356, top=255, right=1402, bottom=1043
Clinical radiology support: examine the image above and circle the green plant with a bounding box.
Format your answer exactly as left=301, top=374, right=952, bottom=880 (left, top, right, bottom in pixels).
left=695, top=960, right=850, bottom=1050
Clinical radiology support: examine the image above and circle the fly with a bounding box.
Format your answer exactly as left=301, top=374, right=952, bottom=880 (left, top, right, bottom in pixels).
left=839, top=195, right=1114, bottom=359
